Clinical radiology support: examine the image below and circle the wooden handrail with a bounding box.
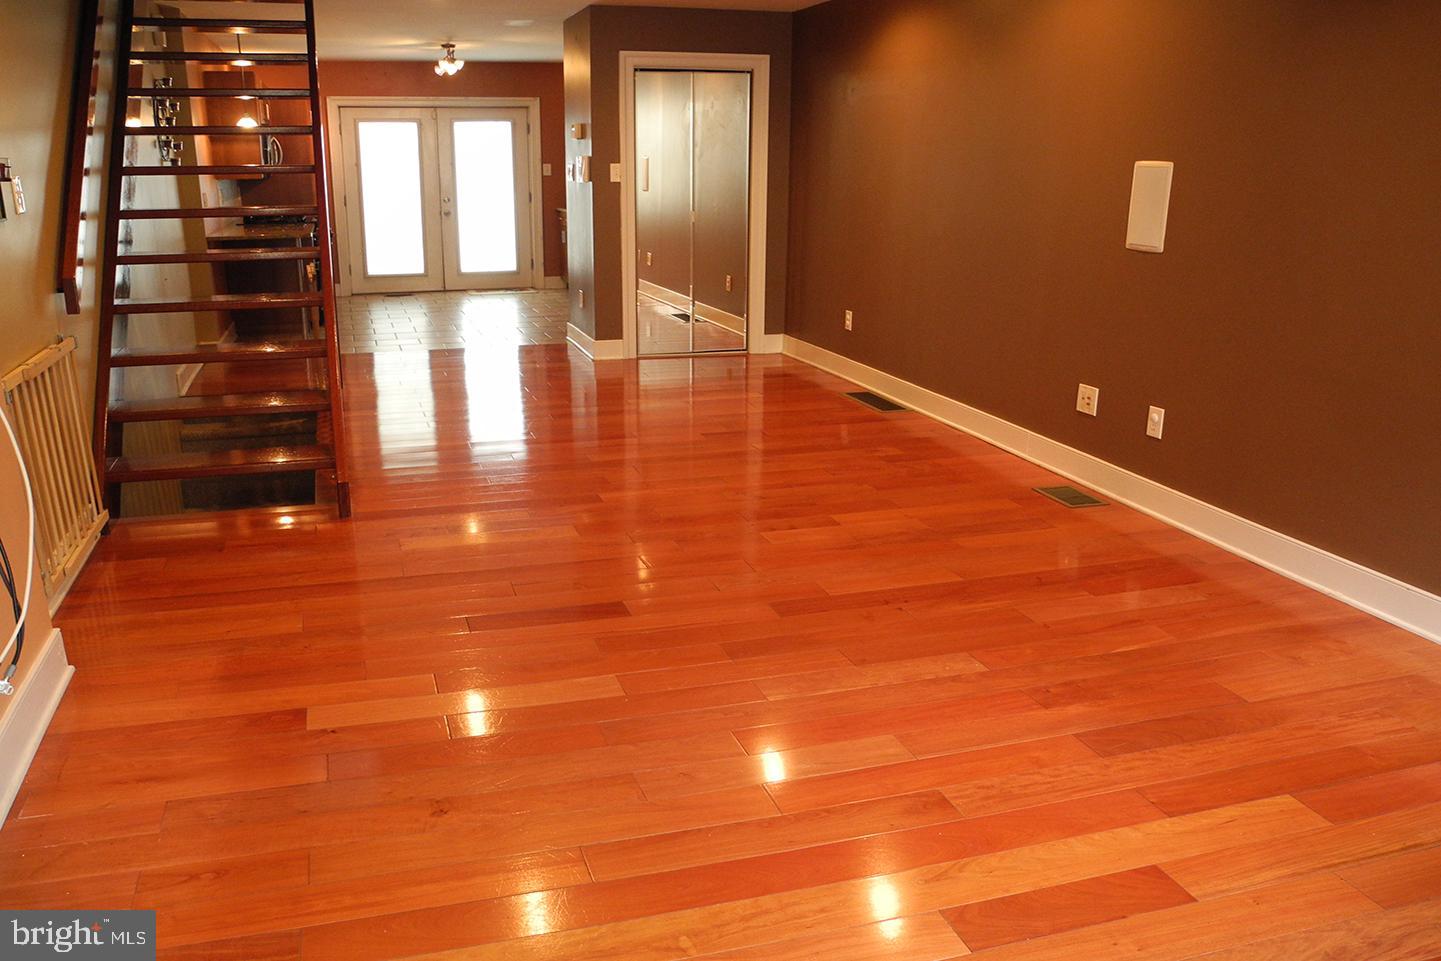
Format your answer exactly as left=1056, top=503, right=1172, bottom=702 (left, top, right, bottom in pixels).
left=305, top=0, right=351, bottom=518
left=57, top=0, right=104, bottom=315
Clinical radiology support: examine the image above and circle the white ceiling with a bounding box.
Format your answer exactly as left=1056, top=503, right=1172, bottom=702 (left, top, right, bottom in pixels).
left=313, top=0, right=823, bottom=62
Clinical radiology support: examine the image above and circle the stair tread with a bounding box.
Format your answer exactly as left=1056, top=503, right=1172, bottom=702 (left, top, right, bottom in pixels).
left=126, top=87, right=311, bottom=98
left=112, top=341, right=328, bottom=366
left=118, top=204, right=317, bottom=220
left=118, top=247, right=321, bottom=264
left=113, top=292, right=322, bottom=314
left=110, top=390, right=329, bottom=421
left=129, top=51, right=309, bottom=63
left=124, top=164, right=315, bottom=176
left=107, top=445, right=335, bottom=483
left=132, top=16, right=308, bottom=33
left=125, top=125, right=314, bottom=136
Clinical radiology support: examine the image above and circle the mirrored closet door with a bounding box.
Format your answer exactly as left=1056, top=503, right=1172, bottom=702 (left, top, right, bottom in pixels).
left=635, top=70, right=752, bottom=355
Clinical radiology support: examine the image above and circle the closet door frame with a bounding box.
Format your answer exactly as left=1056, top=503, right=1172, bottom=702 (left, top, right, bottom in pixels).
left=328, top=96, right=545, bottom=297
left=619, top=51, right=774, bottom=359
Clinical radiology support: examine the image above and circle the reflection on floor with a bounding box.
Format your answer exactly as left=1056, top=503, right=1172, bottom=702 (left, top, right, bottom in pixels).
left=638, top=291, right=746, bottom=354
left=16, top=333, right=1441, bottom=958
left=336, top=289, right=570, bottom=354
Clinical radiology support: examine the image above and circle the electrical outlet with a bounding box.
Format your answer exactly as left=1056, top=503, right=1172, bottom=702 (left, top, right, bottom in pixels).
left=1147, top=405, right=1165, bottom=439
left=645, top=251, right=653, bottom=266
left=725, top=274, right=733, bottom=292
left=1076, top=383, right=1099, bottom=416
left=844, top=309, right=854, bottom=331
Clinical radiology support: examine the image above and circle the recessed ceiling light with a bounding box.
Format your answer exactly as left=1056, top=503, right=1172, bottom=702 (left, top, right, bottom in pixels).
left=504, top=20, right=534, bottom=27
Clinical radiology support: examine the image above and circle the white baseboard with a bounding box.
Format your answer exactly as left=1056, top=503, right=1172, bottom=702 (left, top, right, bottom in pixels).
left=543, top=276, right=568, bottom=290
left=782, top=335, right=1441, bottom=644
left=0, top=628, right=73, bottom=823
left=567, top=323, right=625, bottom=361
left=752, top=333, right=784, bottom=355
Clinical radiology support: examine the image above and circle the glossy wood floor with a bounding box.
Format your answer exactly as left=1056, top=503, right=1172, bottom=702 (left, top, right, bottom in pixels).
left=5, top=337, right=1441, bottom=960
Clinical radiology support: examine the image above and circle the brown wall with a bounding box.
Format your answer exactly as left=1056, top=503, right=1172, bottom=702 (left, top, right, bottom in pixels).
left=787, top=0, right=1441, bottom=594
left=565, top=5, right=792, bottom=342
left=317, top=60, right=568, bottom=279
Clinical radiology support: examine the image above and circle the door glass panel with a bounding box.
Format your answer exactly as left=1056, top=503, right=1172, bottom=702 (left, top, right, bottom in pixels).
left=356, top=120, right=427, bottom=277
left=452, top=120, right=519, bottom=274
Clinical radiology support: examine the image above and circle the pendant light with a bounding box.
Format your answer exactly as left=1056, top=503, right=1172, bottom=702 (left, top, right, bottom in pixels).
left=435, top=43, right=464, bottom=77
left=234, top=37, right=260, bottom=128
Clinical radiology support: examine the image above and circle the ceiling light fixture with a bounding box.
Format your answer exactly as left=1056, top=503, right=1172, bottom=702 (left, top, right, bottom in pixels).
left=233, top=37, right=260, bottom=128
left=231, top=36, right=254, bottom=68
left=435, top=42, right=464, bottom=77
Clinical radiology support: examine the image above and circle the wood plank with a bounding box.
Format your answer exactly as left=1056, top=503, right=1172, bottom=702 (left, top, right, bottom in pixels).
left=307, top=675, right=625, bottom=729
left=1152, top=898, right=1441, bottom=961
left=303, top=796, right=1327, bottom=961
left=1335, top=844, right=1441, bottom=908
left=697, top=913, right=968, bottom=961
left=1296, top=760, right=1441, bottom=823
left=941, top=873, right=1378, bottom=961
left=940, top=866, right=1195, bottom=950
left=1162, top=800, right=1441, bottom=898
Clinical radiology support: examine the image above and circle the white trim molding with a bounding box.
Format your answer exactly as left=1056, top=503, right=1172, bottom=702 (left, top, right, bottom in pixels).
left=0, top=629, right=73, bottom=823
left=619, top=51, right=774, bottom=357
left=782, top=335, right=1441, bottom=644
left=567, top=323, right=625, bottom=361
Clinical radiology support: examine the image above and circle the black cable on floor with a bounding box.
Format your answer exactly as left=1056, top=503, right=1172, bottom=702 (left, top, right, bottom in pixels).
left=0, top=534, right=22, bottom=685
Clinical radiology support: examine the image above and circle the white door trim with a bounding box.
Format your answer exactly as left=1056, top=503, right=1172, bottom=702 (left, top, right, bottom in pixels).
left=619, top=52, right=773, bottom=358
left=327, top=96, right=545, bottom=296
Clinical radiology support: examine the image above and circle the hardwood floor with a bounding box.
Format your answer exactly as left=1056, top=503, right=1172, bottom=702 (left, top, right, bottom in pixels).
left=5, top=335, right=1441, bottom=960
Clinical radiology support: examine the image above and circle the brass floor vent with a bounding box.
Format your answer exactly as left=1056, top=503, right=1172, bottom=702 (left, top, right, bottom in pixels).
left=1034, top=485, right=1109, bottom=508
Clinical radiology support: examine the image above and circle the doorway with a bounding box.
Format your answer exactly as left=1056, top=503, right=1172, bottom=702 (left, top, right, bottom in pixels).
left=633, top=70, right=751, bottom=355
left=335, top=103, right=539, bottom=294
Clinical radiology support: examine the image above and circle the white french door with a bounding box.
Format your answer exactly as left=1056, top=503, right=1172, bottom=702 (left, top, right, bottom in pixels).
left=341, top=105, right=534, bottom=294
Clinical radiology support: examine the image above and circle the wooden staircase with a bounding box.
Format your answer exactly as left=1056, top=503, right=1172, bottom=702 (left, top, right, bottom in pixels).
left=95, top=0, right=349, bottom=518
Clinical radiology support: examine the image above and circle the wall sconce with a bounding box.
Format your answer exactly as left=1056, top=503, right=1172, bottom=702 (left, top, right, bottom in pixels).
left=435, top=43, right=464, bottom=77
left=150, top=77, right=184, bottom=166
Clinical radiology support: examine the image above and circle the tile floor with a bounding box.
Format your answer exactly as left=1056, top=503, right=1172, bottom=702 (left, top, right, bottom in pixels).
left=336, top=288, right=749, bottom=356
left=336, top=289, right=571, bottom=354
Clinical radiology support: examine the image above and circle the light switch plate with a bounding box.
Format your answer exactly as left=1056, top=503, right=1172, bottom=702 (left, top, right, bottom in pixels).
left=1126, top=161, right=1173, bottom=253
left=542, top=163, right=552, bottom=176
left=1147, top=405, right=1165, bottom=439
left=609, top=163, right=622, bottom=183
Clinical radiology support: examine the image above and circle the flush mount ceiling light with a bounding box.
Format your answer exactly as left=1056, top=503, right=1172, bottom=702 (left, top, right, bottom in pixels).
left=435, top=42, right=464, bottom=77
